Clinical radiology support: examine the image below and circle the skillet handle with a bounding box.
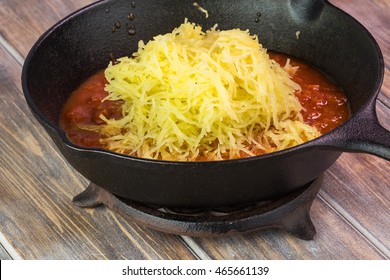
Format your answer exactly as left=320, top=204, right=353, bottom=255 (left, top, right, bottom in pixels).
left=324, top=103, right=390, bottom=161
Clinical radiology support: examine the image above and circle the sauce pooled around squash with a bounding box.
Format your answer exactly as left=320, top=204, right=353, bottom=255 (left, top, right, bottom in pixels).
left=60, top=52, right=349, bottom=157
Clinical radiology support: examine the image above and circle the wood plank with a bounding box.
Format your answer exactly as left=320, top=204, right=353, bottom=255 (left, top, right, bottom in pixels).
left=319, top=101, right=390, bottom=254
left=191, top=197, right=386, bottom=259
left=0, top=44, right=197, bottom=260
left=0, top=244, right=12, bottom=260
left=0, top=0, right=95, bottom=58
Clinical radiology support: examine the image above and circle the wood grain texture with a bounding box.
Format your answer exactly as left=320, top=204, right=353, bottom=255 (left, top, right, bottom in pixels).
left=0, top=0, right=95, bottom=57
left=0, top=0, right=388, bottom=260
left=320, top=104, right=390, bottom=253
left=0, top=44, right=196, bottom=260
left=0, top=243, right=12, bottom=260
left=192, top=197, right=386, bottom=259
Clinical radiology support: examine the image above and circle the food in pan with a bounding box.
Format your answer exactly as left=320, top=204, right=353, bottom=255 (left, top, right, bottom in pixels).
left=60, top=21, right=349, bottom=161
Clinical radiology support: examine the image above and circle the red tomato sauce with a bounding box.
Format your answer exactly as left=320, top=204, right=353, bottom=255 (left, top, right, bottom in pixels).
left=59, top=71, right=122, bottom=148
left=60, top=53, right=349, bottom=150
left=269, top=53, right=349, bottom=134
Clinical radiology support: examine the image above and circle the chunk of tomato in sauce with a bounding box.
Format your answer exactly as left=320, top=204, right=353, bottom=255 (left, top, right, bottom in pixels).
left=269, top=53, right=349, bottom=134
left=60, top=70, right=122, bottom=148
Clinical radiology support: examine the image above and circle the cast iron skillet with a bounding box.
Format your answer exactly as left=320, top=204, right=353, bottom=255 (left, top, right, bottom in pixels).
left=22, top=0, right=390, bottom=208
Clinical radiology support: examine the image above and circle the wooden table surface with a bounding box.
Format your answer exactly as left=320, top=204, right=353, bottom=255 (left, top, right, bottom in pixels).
left=0, top=0, right=389, bottom=260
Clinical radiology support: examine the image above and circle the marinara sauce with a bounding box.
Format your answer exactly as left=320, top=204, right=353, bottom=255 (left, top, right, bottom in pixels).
left=60, top=53, right=349, bottom=150
left=59, top=71, right=122, bottom=148
left=270, top=53, right=349, bottom=134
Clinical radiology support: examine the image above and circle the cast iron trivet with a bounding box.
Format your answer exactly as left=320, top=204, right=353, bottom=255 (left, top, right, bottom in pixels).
left=73, top=176, right=323, bottom=240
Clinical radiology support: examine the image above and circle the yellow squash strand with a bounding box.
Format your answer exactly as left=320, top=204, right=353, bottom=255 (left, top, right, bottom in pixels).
left=100, top=21, right=320, bottom=161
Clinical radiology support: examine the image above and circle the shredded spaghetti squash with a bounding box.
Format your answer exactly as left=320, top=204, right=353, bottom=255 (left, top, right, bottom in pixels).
left=99, top=20, right=320, bottom=161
